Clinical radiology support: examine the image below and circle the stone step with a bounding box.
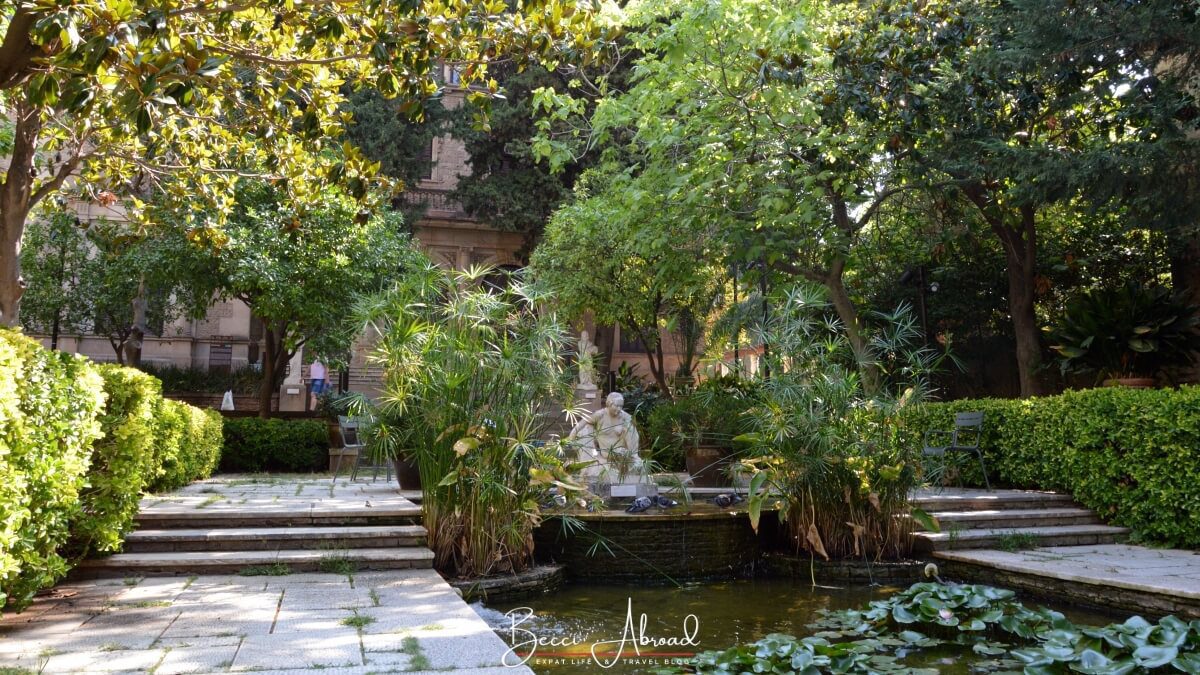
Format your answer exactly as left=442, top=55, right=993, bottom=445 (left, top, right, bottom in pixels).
left=913, top=524, right=1129, bottom=553
left=134, top=505, right=422, bottom=529
left=75, top=547, right=434, bottom=578
left=915, top=508, right=1101, bottom=531
left=912, top=490, right=1076, bottom=513
left=122, top=525, right=427, bottom=553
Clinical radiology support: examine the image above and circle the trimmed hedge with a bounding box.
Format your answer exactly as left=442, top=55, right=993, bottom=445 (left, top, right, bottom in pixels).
left=0, top=329, right=223, bottom=612
left=220, top=418, right=328, bottom=473
left=69, top=366, right=163, bottom=556
left=0, top=331, right=105, bottom=611
left=150, top=399, right=222, bottom=493
left=907, top=386, right=1200, bottom=548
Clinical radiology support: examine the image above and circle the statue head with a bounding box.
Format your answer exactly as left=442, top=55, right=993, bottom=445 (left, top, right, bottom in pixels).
left=605, top=392, right=625, bottom=416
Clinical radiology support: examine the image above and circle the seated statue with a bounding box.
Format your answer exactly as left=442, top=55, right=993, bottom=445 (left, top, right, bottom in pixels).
left=567, top=392, right=648, bottom=483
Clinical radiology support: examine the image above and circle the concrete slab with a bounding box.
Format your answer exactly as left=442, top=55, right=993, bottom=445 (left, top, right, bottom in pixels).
left=935, top=544, right=1200, bottom=601
left=232, top=632, right=363, bottom=670
left=2, top=478, right=520, bottom=673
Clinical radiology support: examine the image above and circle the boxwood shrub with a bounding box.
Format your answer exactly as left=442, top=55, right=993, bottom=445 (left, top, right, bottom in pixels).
left=906, top=386, right=1200, bottom=548
left=68, top=365, right=163, bottom=557
left=220, top=418, right=328, bottom=473
left=0, top=329, right=224, bottom=613
left=0, top=330, right=105, bottom=611
left=150, top=399, right=222, bottom=493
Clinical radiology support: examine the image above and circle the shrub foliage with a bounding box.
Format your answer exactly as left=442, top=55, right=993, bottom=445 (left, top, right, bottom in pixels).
left=219, top=418, right=327, bottom=473
left=0, top=329, right=222, bottom=612
left=908, top=386, right=1200, bottom=548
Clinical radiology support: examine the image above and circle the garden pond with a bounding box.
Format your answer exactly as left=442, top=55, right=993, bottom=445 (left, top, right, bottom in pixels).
left=473, top=578, right=1120, bottom=674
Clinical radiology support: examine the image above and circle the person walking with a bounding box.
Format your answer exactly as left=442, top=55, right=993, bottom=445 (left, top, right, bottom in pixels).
left=308, top=358, right=328, bottom=410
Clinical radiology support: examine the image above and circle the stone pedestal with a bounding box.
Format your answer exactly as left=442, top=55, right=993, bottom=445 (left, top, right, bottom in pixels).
left=575, top=383, right=601, bottom=412
left=593, top=481, right=659, bottom=500
left=279, top=350, right=307, bottom=412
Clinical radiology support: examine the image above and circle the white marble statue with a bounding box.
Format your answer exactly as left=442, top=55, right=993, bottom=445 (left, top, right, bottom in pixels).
left=567, top=391, right=646, bottom=482
left=577, top=330, right=599, bottom=387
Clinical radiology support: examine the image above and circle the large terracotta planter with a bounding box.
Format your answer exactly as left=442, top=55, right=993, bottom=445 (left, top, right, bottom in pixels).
left=686, top=444, right=734, bottom=488
left=1104, top=377, right=1156, bottom=389
left=326, top=421, right=343, bottom=448
left=393, top=456, right=422, bottom=490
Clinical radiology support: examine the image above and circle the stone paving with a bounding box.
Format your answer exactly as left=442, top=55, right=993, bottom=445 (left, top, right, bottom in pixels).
left=935, top=544, right=1200, bottom=602
left=137, top=474, right=420, bottom=521
left=0, top=569, right=526, bottom=673
left=0, top=475, right=528, bottom=674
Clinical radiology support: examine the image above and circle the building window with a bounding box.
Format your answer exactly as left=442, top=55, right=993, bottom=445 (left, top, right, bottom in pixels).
left=209, top=344, right=233, bottom=374
left=420, top=139, right=435, bottom=180
left=618, top=326, right=646, bottom=353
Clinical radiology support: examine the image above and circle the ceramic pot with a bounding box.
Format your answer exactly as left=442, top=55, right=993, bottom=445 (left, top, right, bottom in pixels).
left=685, top=444, right=733, bottom=488
left=393, top=455, right=422, bottom=490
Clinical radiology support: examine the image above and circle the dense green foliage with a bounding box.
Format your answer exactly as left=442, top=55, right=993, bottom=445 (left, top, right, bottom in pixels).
left=643, top=377, right=759, bottom=472
left=69, top=365, right=163, bottom=555
left=680, top=581, right=1200, bottom=674
left=908, top=387, right=1200, bottom=548
left=0, top=329, right=105, bottom=611
left=358, top=261, right=583, bottom=578
left=139, top=363, right=264, bottom=395
left=0, top=0, right=602, bottom=326
left=148, top=399, right=222, bottom=493
left=1046, top=283, right=1200, bottom=381
left=176, top=182, right=418, bottom=415
left=219, top=418, right=328, bottom=473
left=739, top=287, right=945, bottom=561
left=0, top=329, right=220, bottom=612
left=531, top=0, right=1200, bottom=399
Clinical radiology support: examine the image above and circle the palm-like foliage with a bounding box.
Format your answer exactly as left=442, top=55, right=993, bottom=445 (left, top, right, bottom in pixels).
left=1046, top=282, right=1200, bottom=381
left=353, top=260, right=582, bottom=578
left=741, top=284, right=946, bottom=562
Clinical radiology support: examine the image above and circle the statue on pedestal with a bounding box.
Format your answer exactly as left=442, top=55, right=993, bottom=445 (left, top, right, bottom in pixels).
left=567, top=391, right=646, bottom=483
left=577, top=330, right=599, bottom=386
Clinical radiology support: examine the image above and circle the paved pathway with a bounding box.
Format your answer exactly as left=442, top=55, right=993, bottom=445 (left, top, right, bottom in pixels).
left=935, top=544, right=1200, bottom=617
left=0, top=475, right=528, bottom=674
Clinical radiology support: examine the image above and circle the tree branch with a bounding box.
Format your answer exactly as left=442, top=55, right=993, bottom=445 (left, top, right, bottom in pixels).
left=210, top=42, right=368, bottom=67
left=0, top=8, right=39, bottom=90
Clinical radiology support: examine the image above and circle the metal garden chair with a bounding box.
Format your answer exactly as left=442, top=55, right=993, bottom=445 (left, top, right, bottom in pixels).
left=331, top=416, right=391, bottom=483
left=923, top=411, right=990, bottom=490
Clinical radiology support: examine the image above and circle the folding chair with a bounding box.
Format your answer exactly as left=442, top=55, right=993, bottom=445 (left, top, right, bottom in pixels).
left=923, top=411, right=990, bottom=490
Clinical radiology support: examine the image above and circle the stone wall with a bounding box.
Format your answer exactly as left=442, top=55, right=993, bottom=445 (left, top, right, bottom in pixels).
left=533, top=511, right=761, bottom=583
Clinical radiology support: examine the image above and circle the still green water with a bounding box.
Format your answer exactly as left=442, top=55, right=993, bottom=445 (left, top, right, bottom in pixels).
left=473, top=578, right=1116, bottom=675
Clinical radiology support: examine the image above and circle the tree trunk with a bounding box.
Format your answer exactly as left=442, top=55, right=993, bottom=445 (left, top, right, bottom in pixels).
left=0, top=103, right=40, bottom=327
left=124, top=277, right=147, bottom=367
left=1170, top=232, right=1200, bottom=309
left=825, top=260, right=880, bottom=394
left=1001, top=206, right=1044, bottom=398
left=260, top=325, right=279, bottom=419
left=258, top=320, right=292, bottom=418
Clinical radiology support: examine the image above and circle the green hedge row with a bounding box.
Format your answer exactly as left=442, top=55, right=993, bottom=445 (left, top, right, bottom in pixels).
left=906, top=386, right=1200, bottom=548
left=0, top=330, right=222, bottom=612
left=219, top=417, right=328, bottom=473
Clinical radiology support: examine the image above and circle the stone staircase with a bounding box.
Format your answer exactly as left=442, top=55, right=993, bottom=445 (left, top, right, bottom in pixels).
left=75, top=479, right=433, bottom=578
left=911, top=489, right=1129, bottom=553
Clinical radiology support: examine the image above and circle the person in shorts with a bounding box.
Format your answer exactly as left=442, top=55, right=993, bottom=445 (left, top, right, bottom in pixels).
left=309, top=359, right=328, bottom=409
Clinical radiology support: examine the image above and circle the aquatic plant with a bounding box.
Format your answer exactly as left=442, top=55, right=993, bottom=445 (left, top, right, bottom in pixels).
left=673, top=582, right=1200, bottom=674
left=737, top=285, right=946, bottom=561
left=356, top=260, right=590, bottom=578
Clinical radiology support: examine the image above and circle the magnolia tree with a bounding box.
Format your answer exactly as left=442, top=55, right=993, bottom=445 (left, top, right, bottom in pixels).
left=0, top=0, right=603, bottom=325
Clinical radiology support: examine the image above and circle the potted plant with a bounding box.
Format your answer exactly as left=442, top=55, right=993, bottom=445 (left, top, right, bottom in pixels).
left=334, top=391, right=423, bottom=489
left=646, top=376, right=757, bottom=487
left=1047, top=282, right=1200, bottom=387
left=315, top=390, right=352, bottom=448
